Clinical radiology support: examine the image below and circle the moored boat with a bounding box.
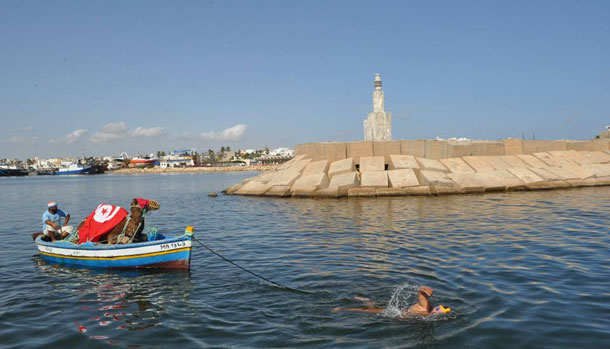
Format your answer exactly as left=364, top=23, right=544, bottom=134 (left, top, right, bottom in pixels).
left=128, top=156, right=158, bottom=168
left=54, top=163, right=92, bottom=175
left=35, top=234, right=193, bottom=269
left=0, top=165, right=29, bottom=177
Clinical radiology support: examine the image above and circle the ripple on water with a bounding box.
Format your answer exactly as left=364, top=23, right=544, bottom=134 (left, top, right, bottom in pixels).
left=0, top=175, right=609, bottom=348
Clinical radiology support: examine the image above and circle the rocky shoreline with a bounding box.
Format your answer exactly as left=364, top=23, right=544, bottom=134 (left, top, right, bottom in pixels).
left=111, top=165, right=277, bottom=175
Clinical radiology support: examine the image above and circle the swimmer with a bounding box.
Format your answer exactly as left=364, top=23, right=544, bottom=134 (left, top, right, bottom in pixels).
left=333, top=286, right=450, bottom=317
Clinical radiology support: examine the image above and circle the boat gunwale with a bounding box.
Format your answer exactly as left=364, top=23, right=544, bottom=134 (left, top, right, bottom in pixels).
left=35, top=234, right=191, bottom=251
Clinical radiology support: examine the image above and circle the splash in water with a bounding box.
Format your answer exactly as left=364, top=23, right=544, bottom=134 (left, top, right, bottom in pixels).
left=381, top=282, right=419, bottom=318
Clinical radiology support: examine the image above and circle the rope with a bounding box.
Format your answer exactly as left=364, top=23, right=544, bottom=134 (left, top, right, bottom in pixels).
left=191, top=236, right=313, bottom=294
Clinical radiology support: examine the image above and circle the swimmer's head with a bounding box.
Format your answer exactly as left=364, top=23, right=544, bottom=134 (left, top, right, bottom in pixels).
left=419, top=286, right=433, bottom=298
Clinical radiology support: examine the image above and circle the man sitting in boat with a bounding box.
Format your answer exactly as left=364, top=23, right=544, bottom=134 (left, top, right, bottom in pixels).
left=42, top=201, right=73, bottom=242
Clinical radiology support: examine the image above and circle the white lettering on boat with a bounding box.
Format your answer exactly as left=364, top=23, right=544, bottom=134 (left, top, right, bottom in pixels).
left=160, top=241, right=186, bottom=250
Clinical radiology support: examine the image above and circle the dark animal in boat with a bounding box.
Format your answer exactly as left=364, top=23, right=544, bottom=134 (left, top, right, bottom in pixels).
left=75, top=198, right=159, bottom=244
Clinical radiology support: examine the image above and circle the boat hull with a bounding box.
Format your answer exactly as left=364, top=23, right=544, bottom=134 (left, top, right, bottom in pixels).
left=54, top=167, right=91, bottom=175
left=35, top=235, right=192, bottom=269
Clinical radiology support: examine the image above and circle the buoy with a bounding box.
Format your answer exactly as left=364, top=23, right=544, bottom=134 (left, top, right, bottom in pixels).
left=208, top=192, right=218, bottom=197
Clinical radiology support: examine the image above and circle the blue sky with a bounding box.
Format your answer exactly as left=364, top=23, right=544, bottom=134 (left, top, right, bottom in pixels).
left=1, top=0, right=608, bottom=158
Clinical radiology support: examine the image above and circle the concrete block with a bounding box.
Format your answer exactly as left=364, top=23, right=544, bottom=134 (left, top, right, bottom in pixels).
left=424, top=140, right=448, bottom=159
left=294, top=143, right=319, bottom=157
left=416, top=158, right=449, bottom=172
left=234, top=181, right=272, bottom=196
left=559, top=150, right=588, bottom=165
left=328, top=171, right=360, bottom=196
left=277, top=154, right=308, bottom=170
left=529, top=167, right=562, bottom=181
left=447, top=172, right=486, bottom=192
left=264, top=186, right=292, bottom=197
left=402, top=186, right=432, bottom=196
left=482, top=156, right=512, bottom=170
left=248, top=170, right=278, bottom=184
left=292, top=187, right=318, bottom=197
left=543, top=166, right=580, bottom=180
left=473, top=170, right=524, bottom=191
left=267, top=170, right=302, bottom=187
left=447, top=142, right=474, bottom=158
left=328, top=158, right=355, bottom=179
left=440, top=158, right=475, bottom=174
left=389, top=154, right=419, bottom=169
left=360, top=170, right=389, bottom=188
left=387, top=169, right=419, bottom=188
left=292, top=173, right=330, bottom=191
left=470, top=141, right=505, bottom=156
left=431, top=186, right=465, bottom=195
left=417, top=170, right=455, bottom=187
left=376, top=188, right=404, bottom=197
left=302, top=160, right=329, bottom=177
left=525, top=181, right=570, bottom=190
left=590, top=151, right=610, bottom=163
left=503, top=138, right=523, bottom=155
left=320, top=142, right=347, bottom=162
left=582, top=163, right=610, bottom=177
left=400, top=140, right=426, bottom=157
left=533, top=152, right=561, bottom=167
left=462, top=156, right=496, bottom=173
left=312, top=187, right=340, bottom=198
left=373, top=141, right=401, bottom=163
left=346, top=141, right=373, bottom=165
left=359, top=156, right=385, bottom=171
left=285, top=158, right=312, bottom=173
left=560, top=163, right=595, bottom=180
left=565, top=141, right=595, bottom=152
left=507, top=168, right=544, bottom=184
left=500, top=155, right=529, bottom=168
left=516, top=154, right=547, bottom=168
left=347, top=187, right=376, bottom=197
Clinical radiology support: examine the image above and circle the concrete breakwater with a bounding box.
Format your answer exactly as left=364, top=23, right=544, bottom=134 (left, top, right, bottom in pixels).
left=224, top=146, right=610, bottom=198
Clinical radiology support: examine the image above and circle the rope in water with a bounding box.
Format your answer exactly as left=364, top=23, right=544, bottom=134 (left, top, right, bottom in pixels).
left=191, top=236, right=313, bottom=294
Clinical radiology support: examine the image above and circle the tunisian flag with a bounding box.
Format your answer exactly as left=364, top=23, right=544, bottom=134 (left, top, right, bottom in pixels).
left=78, top=204, right=129, bottom=244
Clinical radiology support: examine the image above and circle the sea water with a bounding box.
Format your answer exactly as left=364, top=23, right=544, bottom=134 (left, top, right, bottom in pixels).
left=1, top=173, right=609, bottom=348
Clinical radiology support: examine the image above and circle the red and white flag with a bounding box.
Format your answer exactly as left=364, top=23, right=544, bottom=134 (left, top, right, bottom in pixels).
left=78, top=204, right=129, bottom=244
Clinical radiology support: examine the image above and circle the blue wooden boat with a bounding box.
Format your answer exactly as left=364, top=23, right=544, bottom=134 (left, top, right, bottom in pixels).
left=35, top=234, right=193, bottom=269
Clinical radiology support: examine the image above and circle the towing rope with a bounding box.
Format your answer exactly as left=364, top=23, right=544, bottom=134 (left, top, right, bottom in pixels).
left=191, top=236, right=313, bottom=294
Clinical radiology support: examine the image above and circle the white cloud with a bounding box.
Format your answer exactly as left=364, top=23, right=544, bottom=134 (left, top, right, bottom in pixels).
left=3, top=136, right=25, bottom=143
left=132, top=126, right=164, bottom=137
left=201, top=124, right=248, bottom=141
left=64, top=129, right=87, bottom=144
left=90, top=121, right=129, bottom=143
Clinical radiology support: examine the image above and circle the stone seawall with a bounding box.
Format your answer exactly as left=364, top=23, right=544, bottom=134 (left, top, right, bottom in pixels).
left=224, top=149, right=610, bottom=198
left=294, top=139, right=610, bottom=164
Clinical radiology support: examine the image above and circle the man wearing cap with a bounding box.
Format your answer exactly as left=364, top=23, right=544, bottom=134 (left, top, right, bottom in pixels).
left=42, top=201, right=72, bottom=242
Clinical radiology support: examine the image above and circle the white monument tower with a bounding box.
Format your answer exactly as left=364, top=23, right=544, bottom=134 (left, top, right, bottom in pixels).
left=363, top=73, right=392, bottom=141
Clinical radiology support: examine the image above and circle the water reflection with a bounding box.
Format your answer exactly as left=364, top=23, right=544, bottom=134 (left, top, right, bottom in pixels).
left=33, top=257, right=194, bottom=345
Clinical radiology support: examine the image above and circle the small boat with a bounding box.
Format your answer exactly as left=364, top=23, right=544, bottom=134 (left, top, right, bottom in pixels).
left=54, top=163, right=92, bottom=175
left=35, top=234, right=193, bottom=269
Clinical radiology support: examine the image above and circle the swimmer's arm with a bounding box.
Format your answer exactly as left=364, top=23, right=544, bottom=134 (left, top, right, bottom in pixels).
left=333, top=306, right=384, bottom=314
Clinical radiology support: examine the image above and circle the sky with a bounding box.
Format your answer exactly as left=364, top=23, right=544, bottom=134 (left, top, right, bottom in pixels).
left=1, top=0, right=609, bottom=159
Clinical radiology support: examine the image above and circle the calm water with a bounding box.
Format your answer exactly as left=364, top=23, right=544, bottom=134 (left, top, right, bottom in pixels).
left=1, top=173, right=609, bottom=348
